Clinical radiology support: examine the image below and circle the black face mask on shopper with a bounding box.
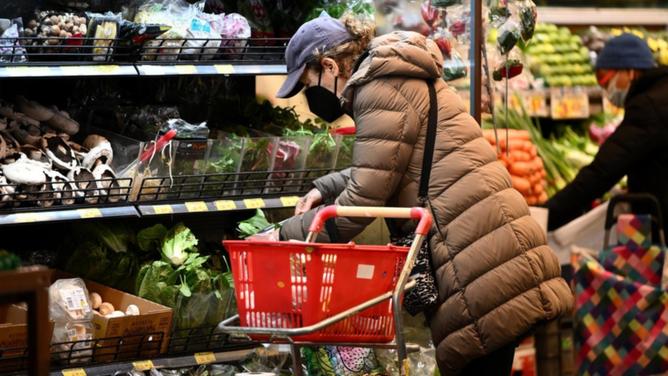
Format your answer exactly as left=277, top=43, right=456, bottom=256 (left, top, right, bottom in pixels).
left=304, top=72, right=344, bottom=122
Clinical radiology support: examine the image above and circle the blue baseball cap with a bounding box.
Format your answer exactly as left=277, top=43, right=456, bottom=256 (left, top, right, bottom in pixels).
left=276, top=15, right=352, bottom=98
left=596, top=33, right=656, bottom=70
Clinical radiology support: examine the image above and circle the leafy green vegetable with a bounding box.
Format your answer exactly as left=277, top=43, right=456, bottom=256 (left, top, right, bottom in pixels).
left=137, top=224, right=168, bottom=253
left=162, top=224, right=198, bottom=266
left=237, top=209, right=275, bottom=238
left=0, top=250, right=21, bottom=271
left=81, top=222, right=134, bottom=253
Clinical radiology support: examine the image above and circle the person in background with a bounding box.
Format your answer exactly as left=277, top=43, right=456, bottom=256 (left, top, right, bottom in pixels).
left=546, top=34, right=668, bottom=233
left=257, top=14, right=573, bottom=375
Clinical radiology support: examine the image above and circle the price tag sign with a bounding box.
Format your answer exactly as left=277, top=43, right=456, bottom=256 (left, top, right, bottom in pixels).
left=194, top=352, right=216, bottom=364
left=185, top=201, right=208, bottom=213
left=280, top=196, right=300, bottom=207
left=175, top=65, right=198, bottom=75
left=78, top=208, right=102, bottom=219
left=95, top=65, right=120, bottom=75
left=244, top=198, right=266, bottom=209
left=551, top=89, right=590, bottom=119
left=132, top=360, right=154, bottom=371
left=14, top=213, right=43, bottom=224
left=62, top=368, right=87, bottom=376
left=214, top=64, right=234, bottom=74
left=153, top=205, right=173, bottom=215
left=214, top=200, right=237, bottom=211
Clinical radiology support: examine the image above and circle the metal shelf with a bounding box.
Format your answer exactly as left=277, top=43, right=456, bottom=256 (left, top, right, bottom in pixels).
left=50, top=349, right=256, bottom=376
left=136, top=63, right=286, bottom=76
left=138, top=195, right=298, bottom=216
left=0, top=206, right=139, bottom=226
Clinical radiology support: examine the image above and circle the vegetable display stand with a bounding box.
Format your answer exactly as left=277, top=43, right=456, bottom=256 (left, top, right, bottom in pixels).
left=221, top=206, right=432, bottom=375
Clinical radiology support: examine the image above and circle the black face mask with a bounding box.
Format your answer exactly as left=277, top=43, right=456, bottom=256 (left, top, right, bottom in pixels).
left=304, top=72, right=344, bottom=122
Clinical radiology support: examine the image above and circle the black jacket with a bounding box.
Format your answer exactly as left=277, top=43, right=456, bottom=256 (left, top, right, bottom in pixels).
left=547, top=67, right=668, bottom=233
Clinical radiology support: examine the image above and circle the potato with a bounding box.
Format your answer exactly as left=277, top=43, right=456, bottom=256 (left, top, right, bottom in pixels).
left=98, top=302, right=114, bottom=315
left=47, top=38, right=59, bottom=45
left=59, top=30, right=67, bottom=38
left=28, top=20, right=38, bottom=29
left=79, top=24, right=87, bottom=35
left=51, top=25, right=61, bottom=35
left=50, top=15, right=59, bottom=24
left=65, top=32, right=72, bottom=38
left=64, top=22, right=73, bottom=32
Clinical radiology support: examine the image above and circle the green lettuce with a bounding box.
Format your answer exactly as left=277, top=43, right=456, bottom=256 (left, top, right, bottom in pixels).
left=237, top=209, right=275, bottom=238
left=162, top=223, right=198, bottom=266
left=137, top=224, right=168, bottom=253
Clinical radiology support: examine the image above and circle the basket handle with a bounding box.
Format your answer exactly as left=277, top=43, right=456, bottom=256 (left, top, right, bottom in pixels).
left=308, top=206, right=433, bottom=239
left=604, top=193, right=666, bottom=248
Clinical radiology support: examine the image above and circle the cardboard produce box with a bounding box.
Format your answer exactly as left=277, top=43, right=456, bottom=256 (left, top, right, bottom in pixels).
left=0, top=304, right=54, bottom=372
left=48, top=272, right=173, bottom=358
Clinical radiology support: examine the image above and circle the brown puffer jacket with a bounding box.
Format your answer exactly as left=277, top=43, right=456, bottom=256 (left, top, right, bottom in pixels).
left=280, top=31, right=574, bottom=374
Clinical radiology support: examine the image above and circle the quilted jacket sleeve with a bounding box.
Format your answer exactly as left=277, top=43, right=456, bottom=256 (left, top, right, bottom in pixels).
left=313, top=168, right=351, bottom=202
left=546, top=95, right=661, bottom=230
left=280, top=81, right=421, bottom=242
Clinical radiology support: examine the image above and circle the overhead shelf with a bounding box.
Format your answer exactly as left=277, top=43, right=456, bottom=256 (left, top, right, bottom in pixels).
left=0, top=64, right=138, bottom=78
left=538, top=6, right=668, bottom=26
left=136, top=63, right=287, bottom=76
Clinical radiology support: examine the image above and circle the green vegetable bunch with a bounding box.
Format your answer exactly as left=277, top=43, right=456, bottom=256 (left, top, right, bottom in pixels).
left=135, top=224, right=235, bottom=329
left=237, top=209, right=277, bottom=238
left=0, top=250, right=21, bottom=271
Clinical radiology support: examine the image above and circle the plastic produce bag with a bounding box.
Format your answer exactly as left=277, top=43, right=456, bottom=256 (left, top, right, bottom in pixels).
left=443, top=48, right=467, bottom=81
left=497, top=19, right=520, bottom=55
left=446, top=5, right=469, bottom=40
left=517, top=0, right=537, bottom=41
left=219, top=13, right=250, bottom=59
left=488, top=0, right=511, bottom=28
left=493, top=51, right=524, bottom=81
left=163, top=119, right=210, bottom=139
left=49, top=278, right=94, bottom=362
left=0, top=24, right=27, bottom=63
left=432, top=0, right=462, bottom=8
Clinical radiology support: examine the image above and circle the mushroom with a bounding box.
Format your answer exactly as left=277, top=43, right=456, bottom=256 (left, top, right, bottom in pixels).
left=98, top=302, right=114, bottom=315
left=45, top=169, right=77, bottom=205
left=0, top=175, right=15, bottom=208
left=0, top=118, right=6, bottom=131
left=1, top=154, right=48, bottom=185
left=92, top=164, right=120, bottom=203
left=67, top=166, right=98, bottom=203
left=89, top=292, right=102, bottom=309
left=21, top=145, right=52, bottom=168
left=125, top=304, right=140, bottom=316
left=11, top=122, right=42, bottom=147
left=16, top=96, right=55, bottom=122
left=105, top=311, right=125, bottom=319
left=41, top=134, right=77, bottom=171
left=46, top=112, right=79, bottom=136
left=82, top=135, right=113, bottom=169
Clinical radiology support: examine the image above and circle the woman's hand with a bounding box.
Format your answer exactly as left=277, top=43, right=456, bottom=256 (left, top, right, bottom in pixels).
left=295, top=188, right=323, bottom=216
left=247, top=228, right=280, bottom=242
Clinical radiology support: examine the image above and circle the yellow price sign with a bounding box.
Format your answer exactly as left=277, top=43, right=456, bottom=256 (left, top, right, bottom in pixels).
left=62, top=368, right=87, bottom=376
left=194, top=352, right=216, bottom=364
left=96, top=65, right=120, bottom=74
left=280, top=196, right=299, bottom=207
left=214, top=64, right=234, bottom=74
left=243, top=198, right=265, bottom=209
left=14, top=213, right=43, bottom=224
left=78, top=208, right=102, bottom=219
left=550, top=89, right=590, bottom=120
left=214, top=200, right=237, bottom=211
left=175, top=65, right=198, bottom=75
left=185, top=201, right=208, bottom=213
left=132, top=360, right=154, bottom=371
left=153, top=205, right=173, bottom=215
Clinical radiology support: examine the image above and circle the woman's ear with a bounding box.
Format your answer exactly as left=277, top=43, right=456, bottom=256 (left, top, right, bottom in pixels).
left=321, top=57, right=340, bottom=77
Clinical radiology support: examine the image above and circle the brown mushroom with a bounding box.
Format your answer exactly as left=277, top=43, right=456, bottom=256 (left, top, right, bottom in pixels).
left=16, top=96, right=54, bottom=122
left=41, top=134, right=77, bottom=171
left=10, top=123, right=42, bottom=147
left=46, top=112, right=79, bottom=136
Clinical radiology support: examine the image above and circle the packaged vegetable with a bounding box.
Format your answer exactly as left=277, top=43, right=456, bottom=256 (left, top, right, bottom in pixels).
left=497, top=19, right=520, bottom=55
left=432, top=0, right=462, bottom=8
left=49, top=278, right=94, bottom=362
left=489, top=0, right=511, bottom=27
left=0, top=23, right=27, bottom=63
left=443, top=49, right=468, bottom=81
left=219, top=13, right=251, bottom=59
left=86, top=12, right=121, bottom=61
left=493, top=59, right=524, bottom=81
left=518, top=0, right=537, bottom=41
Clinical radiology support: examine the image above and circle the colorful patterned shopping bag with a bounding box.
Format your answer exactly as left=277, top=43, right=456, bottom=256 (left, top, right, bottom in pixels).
left=575, top=214, right=668, bottom=375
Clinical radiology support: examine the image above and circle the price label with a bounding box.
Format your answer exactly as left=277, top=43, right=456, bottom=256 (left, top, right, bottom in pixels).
left=62, top=368, right=86, bottom=376
left=280, top=196, right=299, bottom=207
left=550, top=89, right=590, bottom=119
left=194, top=352, right=216, bottom=364
left=175, top=65, right=198, bottom=75
left=214, top=200, right=237, bottom=211
left=185, top=201, right=208, bottom=213
left=153, top=205, right=173, bottom=215
left=214, top=64, right=234, bottom=74
left=138, top=65, right=166, bottom=76
left=78, top=208, right=102, bottom=219
left=95, top=65, right=120, bottom=74
left=14, top=213, right=43, bottom=224
left=243, top=198, right=265, bottom=209
left=59, top=66, right=82, bottom=76
left=132, top=360, right=154, bottom=371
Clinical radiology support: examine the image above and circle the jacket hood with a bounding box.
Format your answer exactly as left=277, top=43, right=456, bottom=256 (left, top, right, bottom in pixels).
left=342, top=31, right=443, bottom=105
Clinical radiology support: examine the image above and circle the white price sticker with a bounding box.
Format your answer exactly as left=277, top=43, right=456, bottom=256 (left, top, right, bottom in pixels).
left=61, top=287, right=90, bottom=312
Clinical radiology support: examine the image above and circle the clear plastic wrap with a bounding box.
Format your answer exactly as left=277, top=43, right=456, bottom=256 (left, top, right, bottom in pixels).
left=219, top=13, right=250, bottom=59
left=497, top=19, right=520, bottom=55
left=0, top=23, right=27, bottom=63
left=488, top=0, right=511, bottom=28
left=443, top=48, right=468, bottom=81
left=49, top=278, right=94, bottom=363
left=517, top=0, right=537, bottom=41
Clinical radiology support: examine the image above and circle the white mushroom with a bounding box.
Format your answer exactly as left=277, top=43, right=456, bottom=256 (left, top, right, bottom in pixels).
left=1, top=154, right=48, bottom=185
left=82, top=135, right=113, bottom=169
left=42, top=135, right=77, bottom=171
left=125, top=304, right=140, bottom=316
left=105, top=311, right=125, bottom=319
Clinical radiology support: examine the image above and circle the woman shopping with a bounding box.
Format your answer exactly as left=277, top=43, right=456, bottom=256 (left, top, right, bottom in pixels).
left=265, top=14, right=573, bottom=375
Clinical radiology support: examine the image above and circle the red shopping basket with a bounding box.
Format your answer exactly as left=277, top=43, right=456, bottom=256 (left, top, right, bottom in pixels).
left=223, top=206, right=432, bottom=343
